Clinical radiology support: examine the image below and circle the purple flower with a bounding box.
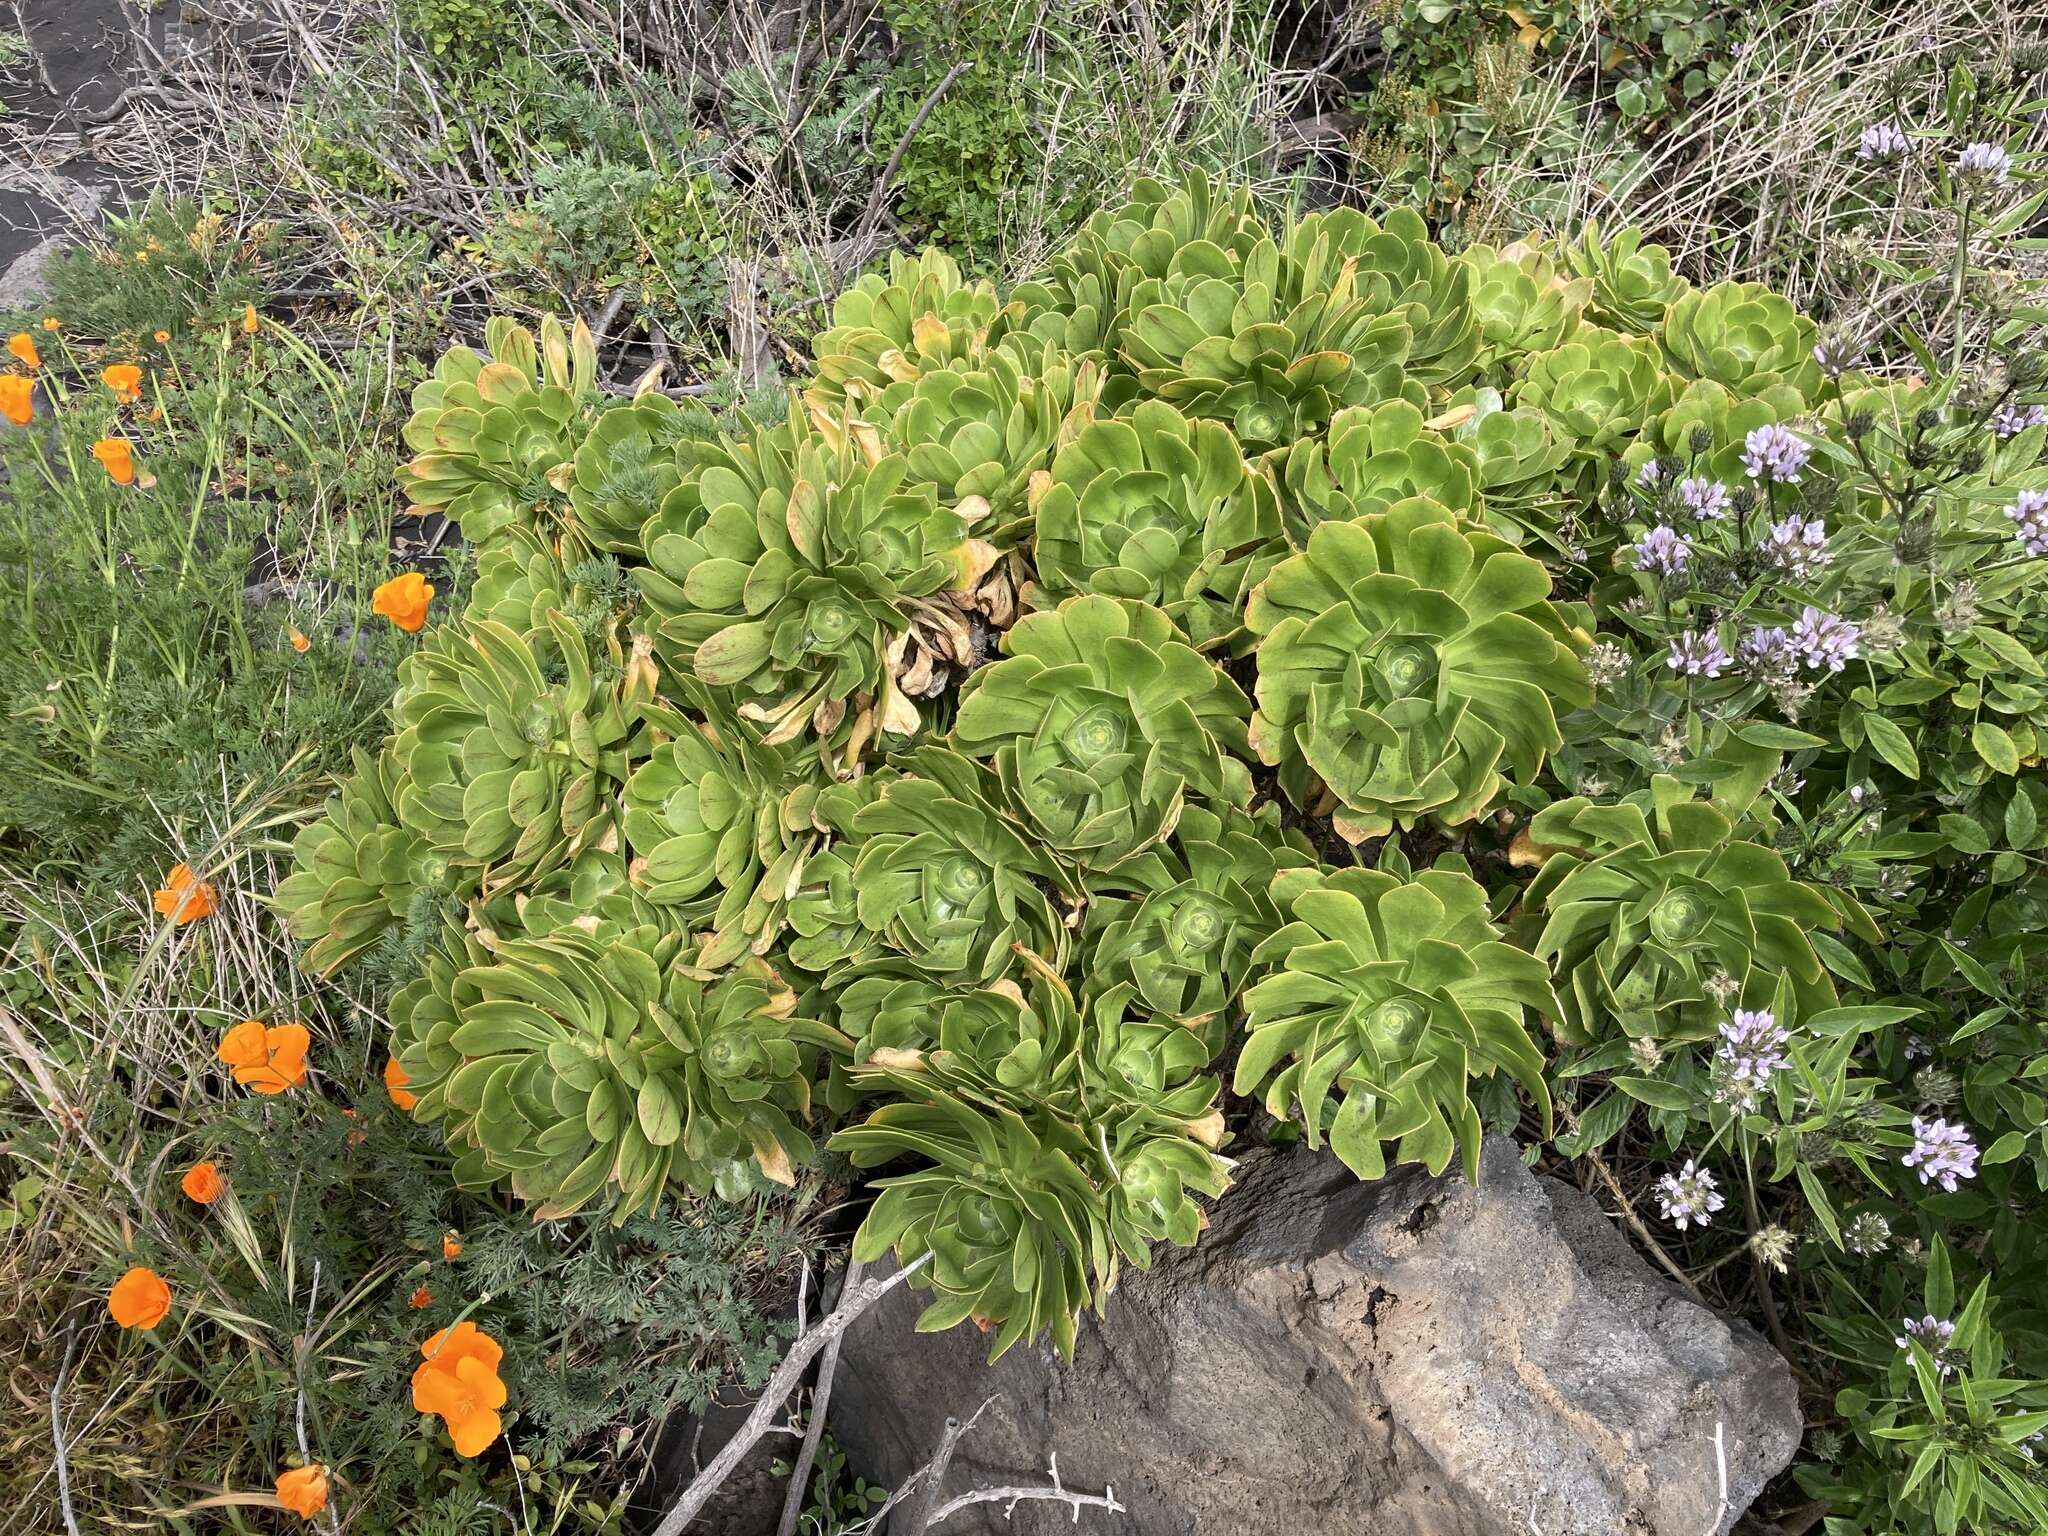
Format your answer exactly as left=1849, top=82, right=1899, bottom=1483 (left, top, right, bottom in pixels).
left=1655, top=1160, right=1725, bottom=1231
left=1637, top=459, right=1664, bottom=487
left=1791, top=607, right=1861, bottom=673
left=2008, top=489, right=2048, bottom=557
left=1955, top=141, right=2013, bottom=184
left=1739, top=624, right=1795, bottom=676
left=1668, top=629, right=1732, bottom=679
left=1764, top=514, right=1832, bottom=580
left=1742, top=424, right=1811, bottom=483
left=1902, top=1116, right=1979, bottom=1192
left=1714, top=1008, right=1791, bottom=1110
left=1895, top=1315, right=1957, bottom=1373
left=1857, top=121, right=1908, bottom=161
left=1679, top=477, right=1730, bottom=519
left=1633, top=524, right=1692, bottom=575
left=1992, top=402, right=2048, bottom=440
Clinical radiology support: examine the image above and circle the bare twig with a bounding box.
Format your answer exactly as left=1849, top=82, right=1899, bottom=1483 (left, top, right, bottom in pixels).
left=894, top=1402, right=973, bottom=1535
left=843, top=60, right=974, bottom=278
left=51, top=1318, right=82, bottom=1536
left=649, top=1254, right=930, bottom=1536
left=1581, top=1145, right=1709, bottom=1306
left=1702, top=1420, right=1729, bottom=1536
left=925, top=1452, right=1125, bottom=1528
left=775, top=1258, right=862, bottom=1536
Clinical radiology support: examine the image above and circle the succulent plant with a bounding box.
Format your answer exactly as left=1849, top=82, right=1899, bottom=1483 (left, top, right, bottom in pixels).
left=1566, top=221, right=1692, bottom=335
left=1620, top=377, right=1813, bottom=488
left=1293, top=203, right=1481, bottom=388
left=390, top=612, right=651, bottom=893
left=1236, top=866, right=1556, bottom=1181
left=853, top=340, right=1101, bottom=538
left=1115, top=242, right=1416, bottom=451
left=807, top=248, right=1002, bottom=410
left=836, top=1095, right=1109, bottom=1360
left=1520, top=776, right=1875, bottom=1043
left=392, top=927, right=845, bottom=1217
left=1459, top=238, right=1591, bottom=378
left=836, top=960, right=1229, bottom=1358
left=1083, top=802, right=1314, bottom=1031
left=568, top=392, right=726, bottom=556
left=1246, top=497, right=1591, bottom=841
left=401, top=316, right=598, bottom=545
left=1440, top=389, right=1577, bottom=537
left=951, top=595, right=1253, bottom=869
left=275, top=745, right=435, bottom=976
left=1029, top=400, right=1280, bottom=650
left=1660, top=282, right=1822, bottom=401
left=620, top=691, right=828, bottom=967
left=1512, top=328, right=1681, bottom=453
left=786, top=748, right=1071, bottom=981
left=995, top=170, right=1268, bottom=362
left=1263, top=399, right=1485, bottom=543
left=638, top=410, right=975, bottom=748
left=465, top=525, right=573, bottom=631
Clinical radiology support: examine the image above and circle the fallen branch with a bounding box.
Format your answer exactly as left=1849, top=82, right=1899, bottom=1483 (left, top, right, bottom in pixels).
left=774, top=1258, right=861, bottom=1536
left=842, top=60, right=973, bottom=279
left=649, top=1254, right=930, bottom=1536
left=894, top=1401, right=974, bottom=1535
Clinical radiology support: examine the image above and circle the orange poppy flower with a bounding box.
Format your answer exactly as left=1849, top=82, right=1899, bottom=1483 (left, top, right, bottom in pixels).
left=0, top=376, right=31, bottom=426
left=386, top=1055, right=418, bottom=1111
left=275, top=1463, right=329, bottom=1520
left=108, top=1266, right=172, bottom=1329
left=371, top=572, right=434, bottom=633
left=442, top=1232, right=463, bottom=1261
left=409, top=1285, right=432, bottom=1309
left=92, top=438, right=136, bottom=485
left=180, top=1160, right=225, bottom=1204
left=154, top=329, right=171, bottom=344
left=412, top=1321, right=507, bottom=1457
left=152, top=863, right=217, bottom=924
left=289, top=627, right=311, bottom=653
left=243, top=303, right=261, bottom=335
left=7, top=333, right=39, bottom=368
left=103, top=364, right=144, bottom=403
left=41, top=317, right=58, bottom=331
left=217, top=1019, right=311, bottom=1094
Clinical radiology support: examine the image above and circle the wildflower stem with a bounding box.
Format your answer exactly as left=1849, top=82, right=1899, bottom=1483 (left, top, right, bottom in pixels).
left=1947, top=196, right=1972, bottom=374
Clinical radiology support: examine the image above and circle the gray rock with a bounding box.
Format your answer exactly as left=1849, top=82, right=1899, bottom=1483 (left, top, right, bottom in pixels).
left=832, top=1138, right=1801, bottom=1536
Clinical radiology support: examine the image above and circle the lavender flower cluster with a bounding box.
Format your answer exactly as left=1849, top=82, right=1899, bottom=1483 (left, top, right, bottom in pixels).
left=1713, top=1008, right=1792, bottom=1111
left=1992, top=401, right=2048, bottom=440
left=2007, top=489, right=2048, bottom=558
left=1763, top=514, right=1831, bottom=581
left=1742, top=424, right=1810, bottom=484
left=1902, top=1116, right=1979, bottom=1192
left=1655, top=1159, right=1725, bottom=1231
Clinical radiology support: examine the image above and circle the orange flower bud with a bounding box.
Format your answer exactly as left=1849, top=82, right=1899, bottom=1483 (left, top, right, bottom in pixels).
left=217, top=1019, right=311, bottom=1094
left=180, top=1160, right=225, bottom=1204
left=152, top=863, right=216, bottom=924
left=153, top=329, right=171, bottom=344
left=0, top=375, right=31, bottom=426
left=442, top=1232, right=463, bottom=1261
left=289, top=627, right=311, bottom=653
left=371, top=571, right=434, bottom=633
left=385, top=1055, right=418, bottom=1111
left=409, top=1285, right=432, bottom=1309
left=108, top=1266, right=172, bottom=1329
left=40, top=317, right=58, bottom=330
left=7, top=333, right=39, bottom=368
left=243, top=303, right=261, bottom=335
left=102, top=364, right=143, bottom=404
left=275, top=1464, right=329, bottom=1520
left=92, top=438, right=136, bottom=486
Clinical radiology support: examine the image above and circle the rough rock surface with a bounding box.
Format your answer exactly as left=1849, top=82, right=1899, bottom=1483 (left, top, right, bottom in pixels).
left=832, top=1138, right=1801, bottom=1535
